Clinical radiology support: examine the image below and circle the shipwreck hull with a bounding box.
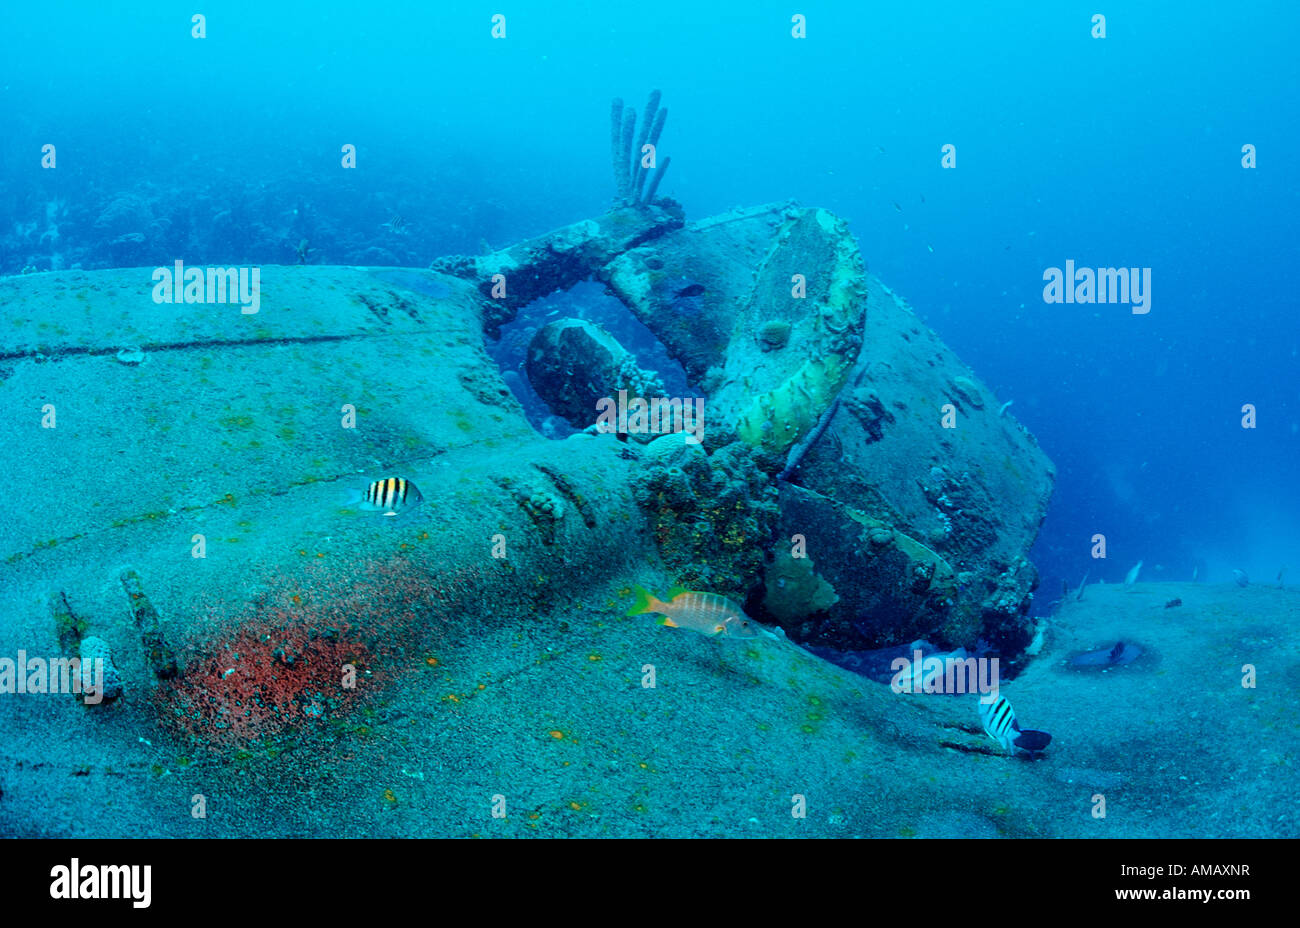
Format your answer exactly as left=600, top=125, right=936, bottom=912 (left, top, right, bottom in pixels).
left=435, top=201, right=1054, bottom=651
left=0, top=201, right=1053, bottom=746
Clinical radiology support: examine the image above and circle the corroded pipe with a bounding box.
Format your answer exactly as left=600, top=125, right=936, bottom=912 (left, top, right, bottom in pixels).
left=631, top=90, right=661, bottom=201
left=610, top=98, right=627, bottom=199
left=642, top=155, right=671, bottom=205
left=619, top=108, right=637, bottom=203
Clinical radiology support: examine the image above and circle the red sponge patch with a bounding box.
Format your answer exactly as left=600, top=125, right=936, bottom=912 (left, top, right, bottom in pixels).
left=155, top=556, right=482, bottom=752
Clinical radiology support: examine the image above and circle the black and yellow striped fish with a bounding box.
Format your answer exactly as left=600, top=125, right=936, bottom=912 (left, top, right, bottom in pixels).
left=978, top=694, right=1051, bottom=757
left=360, top=477, right=423, bottom=516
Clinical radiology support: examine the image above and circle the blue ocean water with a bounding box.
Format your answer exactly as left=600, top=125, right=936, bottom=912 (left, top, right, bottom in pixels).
left=6, top=2, right=1293, bottom=596
left=0, top=8, right=1293, bottom=599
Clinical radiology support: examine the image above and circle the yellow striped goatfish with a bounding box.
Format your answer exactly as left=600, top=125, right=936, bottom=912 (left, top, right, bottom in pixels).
left=627, top=585, right=770, bottom=639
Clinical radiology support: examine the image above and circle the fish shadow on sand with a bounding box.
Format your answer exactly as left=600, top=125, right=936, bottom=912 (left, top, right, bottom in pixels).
left=1065, top=639, right=1158, bottom=672
left=650, top=634, right=775, bottom=687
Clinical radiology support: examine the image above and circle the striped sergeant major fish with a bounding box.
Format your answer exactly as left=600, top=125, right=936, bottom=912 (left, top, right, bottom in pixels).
left=347, top=477, right=423, bottom=517
left=978, top=694, right=1051, bottom=757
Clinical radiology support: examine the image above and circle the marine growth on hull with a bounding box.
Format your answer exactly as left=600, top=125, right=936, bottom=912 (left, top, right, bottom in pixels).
left=1, top=89, right=1072, bottom=840
left=428, top=92, right=1054, bottom=664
